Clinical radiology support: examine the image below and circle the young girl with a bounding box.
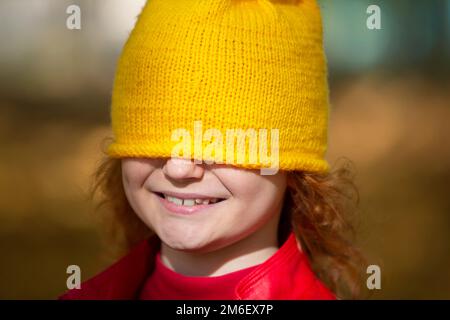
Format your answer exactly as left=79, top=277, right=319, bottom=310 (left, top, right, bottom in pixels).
left=60, top=0, right=365, bottom=300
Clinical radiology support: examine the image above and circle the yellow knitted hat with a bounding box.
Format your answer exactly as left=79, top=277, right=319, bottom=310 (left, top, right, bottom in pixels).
left=107, top=0, right=330, bottom=173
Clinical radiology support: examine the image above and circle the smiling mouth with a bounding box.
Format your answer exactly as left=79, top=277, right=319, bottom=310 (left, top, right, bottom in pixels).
left=153, top=192, right=226, bottom=207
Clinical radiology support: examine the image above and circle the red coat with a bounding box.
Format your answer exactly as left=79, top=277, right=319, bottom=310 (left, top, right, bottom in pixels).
left=59, top=231, right=336, bottom=300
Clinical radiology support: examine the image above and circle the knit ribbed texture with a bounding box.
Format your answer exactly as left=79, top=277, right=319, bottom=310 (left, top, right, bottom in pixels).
left=107, top=0, right=330, bottom=173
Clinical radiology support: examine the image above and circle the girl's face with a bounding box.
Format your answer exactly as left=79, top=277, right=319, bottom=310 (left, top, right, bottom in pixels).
left=121, top=158, right=287, bottom=253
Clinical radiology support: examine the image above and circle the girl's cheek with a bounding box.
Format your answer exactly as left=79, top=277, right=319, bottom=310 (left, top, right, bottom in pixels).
left=122, top=160, right=155, bottom=190
left=229, top=174, right=283, bottom=200
left=214, top=169, right=261, bottom=196
left=122, top=167, right=139, bottom=191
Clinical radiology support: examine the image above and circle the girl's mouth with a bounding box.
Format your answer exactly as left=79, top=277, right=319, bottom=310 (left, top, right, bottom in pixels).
left=153, top=192, right=227, bottom=215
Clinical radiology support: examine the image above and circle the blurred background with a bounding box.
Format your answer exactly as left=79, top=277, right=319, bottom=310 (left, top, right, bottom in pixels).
left=0, top=0, right=449, bottom=299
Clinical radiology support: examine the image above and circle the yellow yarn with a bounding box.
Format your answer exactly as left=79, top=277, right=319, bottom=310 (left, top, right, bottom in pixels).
left=107, top=0, right=330, bottom=173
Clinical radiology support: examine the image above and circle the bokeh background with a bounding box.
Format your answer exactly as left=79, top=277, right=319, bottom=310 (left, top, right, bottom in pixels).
left=0, top=0, right=449, bottom=299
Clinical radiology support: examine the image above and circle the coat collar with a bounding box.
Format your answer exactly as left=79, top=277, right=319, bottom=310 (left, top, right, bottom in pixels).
left=59, top=231, right=334, bottom=300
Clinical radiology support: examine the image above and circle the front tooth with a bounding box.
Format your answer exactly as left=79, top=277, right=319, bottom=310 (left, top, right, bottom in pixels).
left=195, top=199, right=203, bottom=204
left=167, top=197, right=183, bottom=206
left=183, top=199, right=195, bottom=206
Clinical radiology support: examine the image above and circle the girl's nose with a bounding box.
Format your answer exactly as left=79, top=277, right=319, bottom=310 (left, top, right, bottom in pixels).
left=162, top=158, right=204, bottom=180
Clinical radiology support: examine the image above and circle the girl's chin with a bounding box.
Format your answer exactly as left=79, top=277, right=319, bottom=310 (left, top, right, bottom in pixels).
left=157, top=231, right=210, bottom=248
left=162, top=241, right=213, bottom=253
left=158, top=231, right=228, bottom=253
